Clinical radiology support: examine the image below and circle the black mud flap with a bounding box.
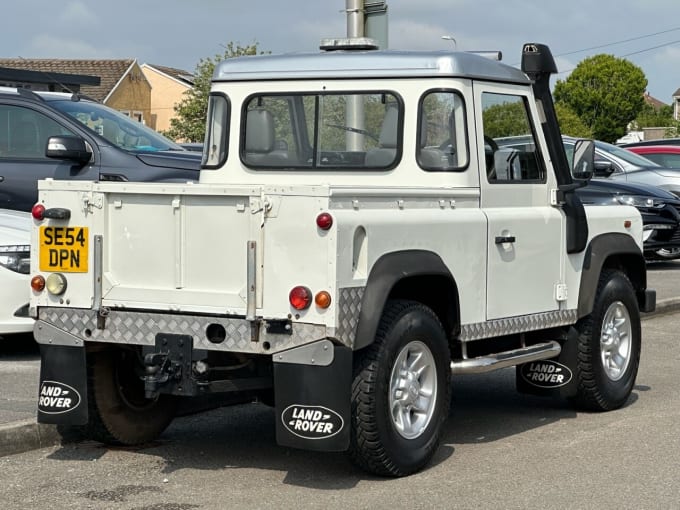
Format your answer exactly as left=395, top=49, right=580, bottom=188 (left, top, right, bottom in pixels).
left=516, top=328, right=579, bottom=398
left=274, top=341, right=351, bottom=452
left=38, top=345, right=88, bottom=425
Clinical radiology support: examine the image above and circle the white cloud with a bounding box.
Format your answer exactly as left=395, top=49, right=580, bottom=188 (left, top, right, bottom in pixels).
left=58, top=1, right=99, bottom=25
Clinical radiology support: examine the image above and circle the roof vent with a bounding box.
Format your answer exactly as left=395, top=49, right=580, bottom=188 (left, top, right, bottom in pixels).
left=319, top=37, right=379, bottom=51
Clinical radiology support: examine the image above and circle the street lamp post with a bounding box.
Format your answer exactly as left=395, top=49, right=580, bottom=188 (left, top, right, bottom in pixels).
left=441, top=35, right=457, bottom=49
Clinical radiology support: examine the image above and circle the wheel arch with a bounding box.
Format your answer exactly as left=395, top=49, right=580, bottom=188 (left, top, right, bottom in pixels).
left=577, top=233, right=648, bottom=318
left=353, top=250, right=460, bottom=351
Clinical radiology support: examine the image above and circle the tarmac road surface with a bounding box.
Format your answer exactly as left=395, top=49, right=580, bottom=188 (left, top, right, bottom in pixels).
left=0, top=262, right=678, bottom=509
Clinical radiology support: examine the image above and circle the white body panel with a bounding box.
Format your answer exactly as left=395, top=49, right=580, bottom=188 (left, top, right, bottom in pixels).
left=30, top=70, right=644, bottom=347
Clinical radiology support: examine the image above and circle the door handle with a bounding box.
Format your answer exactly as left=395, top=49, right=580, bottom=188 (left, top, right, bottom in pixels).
left=0, top=176, right=4, bottom=182
left=495, top=235, right=516, bottom=244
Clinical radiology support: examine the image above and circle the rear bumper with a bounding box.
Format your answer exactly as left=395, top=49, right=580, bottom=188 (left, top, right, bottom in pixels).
left=34, top=307, right=332, bottom=354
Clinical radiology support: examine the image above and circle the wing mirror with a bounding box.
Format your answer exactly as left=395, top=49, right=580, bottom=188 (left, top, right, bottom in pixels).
left=46, top=135, right=92, bottom=166
left=571, top=139, right=595, bottom=180
left=593, top=160, right=616, bottom=177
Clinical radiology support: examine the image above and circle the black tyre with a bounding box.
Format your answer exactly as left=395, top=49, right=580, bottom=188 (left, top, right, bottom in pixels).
left=84, top=348, right=177, bottom=445
left=349, top=300, right=451, bottom=476
left=571, top=269, right=641, bottom=411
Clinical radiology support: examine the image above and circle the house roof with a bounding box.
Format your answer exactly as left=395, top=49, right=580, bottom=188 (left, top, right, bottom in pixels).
left=644, top=91, right=667, bottom=109
left=0, top=59, right=136, bottom=101
left=142, top=64, right=194, bottom=86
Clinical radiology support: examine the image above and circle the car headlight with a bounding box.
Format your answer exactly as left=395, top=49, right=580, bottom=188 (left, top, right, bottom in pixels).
left=614, top=195, right=666, bottom=208
left=0, top=245, right=30, bottom=274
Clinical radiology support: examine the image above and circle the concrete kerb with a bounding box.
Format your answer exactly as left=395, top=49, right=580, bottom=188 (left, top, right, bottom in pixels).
left=1, top=297, right=679, bottom=459
left=0, top=420, right=60, bottom=458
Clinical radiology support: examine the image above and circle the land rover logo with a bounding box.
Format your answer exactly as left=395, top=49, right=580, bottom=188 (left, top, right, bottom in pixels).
left=281, top=405, right=344, bottom=439
left=520, top=360, right=573, bottom=388
left=38, top=381, right=81, bottom=414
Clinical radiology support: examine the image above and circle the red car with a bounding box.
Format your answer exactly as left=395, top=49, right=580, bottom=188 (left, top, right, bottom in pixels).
left=626, top=145, right=680, bottom=168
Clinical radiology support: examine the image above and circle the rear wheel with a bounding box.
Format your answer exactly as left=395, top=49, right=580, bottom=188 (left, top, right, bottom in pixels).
left=349, top=300, right=451, bottom=476
left=570, top=270, right=641, bottom=411
left=83, top=348, right=177, bottom=445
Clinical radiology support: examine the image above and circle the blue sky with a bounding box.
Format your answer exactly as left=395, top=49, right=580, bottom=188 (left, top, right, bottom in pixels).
left=4, top=0, right=680, bottom=102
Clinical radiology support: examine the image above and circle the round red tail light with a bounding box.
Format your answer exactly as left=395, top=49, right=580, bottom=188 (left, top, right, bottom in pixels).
left=316, top=212, right=333, bottom=230
left=289, top=286, right=312, bottom=310
left=32, top=204, right=45, bottom=221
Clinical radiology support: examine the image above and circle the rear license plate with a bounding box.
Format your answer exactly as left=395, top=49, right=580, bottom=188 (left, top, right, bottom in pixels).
left=39, top=226, right=89, bottom=272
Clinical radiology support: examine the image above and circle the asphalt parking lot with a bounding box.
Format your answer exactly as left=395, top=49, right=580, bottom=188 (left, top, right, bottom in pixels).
left=0, top=272, right=678, bottom=508
left=1, top=260, right=679, bottom=455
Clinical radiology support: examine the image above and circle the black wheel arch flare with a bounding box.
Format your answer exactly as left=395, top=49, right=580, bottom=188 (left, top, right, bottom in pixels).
left=353, top=250, right=460, bottom=351
left=577, top=233, right=649, bottom=318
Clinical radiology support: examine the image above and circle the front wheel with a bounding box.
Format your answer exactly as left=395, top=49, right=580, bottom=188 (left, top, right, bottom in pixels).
left=654, top=247, right=680, bottom=260
left=570, top=270, right=641, bottom=411
left=349, top=300, right=451, bottom=476
left=83, top=348, right=177, bottom=445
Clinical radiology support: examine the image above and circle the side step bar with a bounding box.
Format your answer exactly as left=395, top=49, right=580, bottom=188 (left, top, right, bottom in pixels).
left=451, top=341, right=561, bottom=375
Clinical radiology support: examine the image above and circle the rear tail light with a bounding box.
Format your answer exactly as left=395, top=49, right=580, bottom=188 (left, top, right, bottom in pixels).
left=316, top=212, right=333, bottom=230
left=46, top=273, right=67, bottom=295
left=315, top=291, right=332, bottom=309
left=32, top=204, right=45, bottom=221
left=289, top=286, right=312, bottom=310
left=31, top=275, right=45, bottom=292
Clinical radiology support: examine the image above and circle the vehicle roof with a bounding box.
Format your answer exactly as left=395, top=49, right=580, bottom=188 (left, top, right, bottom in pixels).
left=0, top=86, right=90, bottom=102
left=213, top=50, right=530, bottom=84
left=627, top=145, right=680, bottom=153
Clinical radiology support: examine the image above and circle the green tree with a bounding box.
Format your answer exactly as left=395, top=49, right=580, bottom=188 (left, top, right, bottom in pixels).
left=635, top=102, right=676, bottom=128
left=482, top=101, right=528, bottom=138
left=165, top=42, right=268, bottom=142
left=555, top=101, right=592, bottom=138
left=553, top=54, right=647, bottom=143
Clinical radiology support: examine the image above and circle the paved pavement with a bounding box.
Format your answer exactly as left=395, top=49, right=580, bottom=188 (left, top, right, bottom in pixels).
left=0, top=261, right=678, bottom=458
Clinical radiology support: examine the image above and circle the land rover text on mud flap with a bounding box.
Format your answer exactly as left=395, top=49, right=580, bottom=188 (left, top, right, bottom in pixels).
left=30, top=42, right=655, bottom=477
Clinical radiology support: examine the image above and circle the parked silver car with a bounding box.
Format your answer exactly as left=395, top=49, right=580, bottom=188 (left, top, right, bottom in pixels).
left=570, top=137, right=680, bottom=198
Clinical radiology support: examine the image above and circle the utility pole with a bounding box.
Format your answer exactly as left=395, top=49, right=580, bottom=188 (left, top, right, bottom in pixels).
left=345, top=0, right=365, bottom=151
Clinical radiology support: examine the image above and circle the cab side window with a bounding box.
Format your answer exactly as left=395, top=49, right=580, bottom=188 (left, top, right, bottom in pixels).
left=481, top=93, right=545, bottom=183
left=417, top=91, right=468, bottom=171
left=0, top=105, right=73, bottom=159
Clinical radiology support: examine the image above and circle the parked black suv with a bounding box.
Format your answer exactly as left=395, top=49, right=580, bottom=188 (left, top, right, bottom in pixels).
left=0, top=87, right=200, bottom=211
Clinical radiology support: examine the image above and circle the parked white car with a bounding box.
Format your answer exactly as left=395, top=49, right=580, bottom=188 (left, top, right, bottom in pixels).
left=0, top=209, right=32, bottom=335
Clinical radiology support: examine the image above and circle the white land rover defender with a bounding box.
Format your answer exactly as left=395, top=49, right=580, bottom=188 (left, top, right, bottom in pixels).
left=31, top=43, right=655, bottom=476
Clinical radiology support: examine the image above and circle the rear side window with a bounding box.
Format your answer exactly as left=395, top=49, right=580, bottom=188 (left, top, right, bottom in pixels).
left=202, top=94, right=229, bottom=168
left=241, top=92, right=402, bottom=170
left=417, top=90, right=469, bottom=171
left=0, top=105, right=74, bottom=159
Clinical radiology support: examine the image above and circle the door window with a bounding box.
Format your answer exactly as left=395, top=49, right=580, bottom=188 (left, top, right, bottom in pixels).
left=0, top=105, right=73, bottom=159
left=481, top=93, right=545, bottom=183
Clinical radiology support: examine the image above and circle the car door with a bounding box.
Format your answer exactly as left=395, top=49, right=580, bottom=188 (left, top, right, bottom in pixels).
left=474, top=83, right=564, bottom=320
left=0, top=101, right=99, bottom=212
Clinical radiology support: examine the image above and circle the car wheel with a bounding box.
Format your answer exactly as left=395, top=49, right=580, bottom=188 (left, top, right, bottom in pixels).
left=570, top=269, right=641, bottom=411
left=654, top=247, right=680, bottom=260
left=83, top=348, right=177, bottom=445
left=348, top=300, right=451, bottom=476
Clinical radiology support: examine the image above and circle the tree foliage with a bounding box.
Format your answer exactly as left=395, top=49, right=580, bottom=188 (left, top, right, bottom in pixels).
left=165, top=42, right=268, bottom=142
left=553, top=54, right=647, bottom=143
left=482, top=101, right=527, bottom=139
left=634, top=102, right=676, bottom=129
left=554, top=101, right=592, bottom=138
